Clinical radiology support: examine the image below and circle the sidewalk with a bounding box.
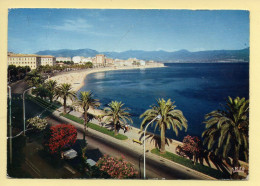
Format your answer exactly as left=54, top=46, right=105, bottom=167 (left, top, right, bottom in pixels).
left=54, top=108, right=217, bottom=180
left=68, top=109, right=181, bottom=150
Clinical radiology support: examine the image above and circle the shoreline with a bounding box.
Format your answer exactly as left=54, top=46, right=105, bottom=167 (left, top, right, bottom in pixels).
left=49, top=65, right=165, bottom=116
left=49, top=65, right=166, bottom=93
left=48, top=64, right=193, bottom=148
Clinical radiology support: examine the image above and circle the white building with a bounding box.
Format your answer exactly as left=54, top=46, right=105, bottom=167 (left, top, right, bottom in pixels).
left=40, top=55, right=56, bottom=66
left=56, top=57, right=71, bottom=62
left=140, top=60, right=146, bottom=66
left=72, top=56, right=84, bottom=64
left=81, top=57, right=93, bottom=63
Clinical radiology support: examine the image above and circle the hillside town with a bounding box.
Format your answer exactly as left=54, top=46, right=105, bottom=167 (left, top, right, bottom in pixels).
left=8, top=52, right=164, bottom=69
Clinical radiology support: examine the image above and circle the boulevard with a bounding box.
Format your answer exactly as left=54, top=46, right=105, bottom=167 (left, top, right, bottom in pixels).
left=9, top=80, right=209, bottom=179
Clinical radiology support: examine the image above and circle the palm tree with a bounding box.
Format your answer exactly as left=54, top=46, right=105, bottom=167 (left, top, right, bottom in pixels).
left=74, top=91, right=100, bottom=142
left=103, top=101, right=133, bottom=135
left=34, top=84, right=48, bottom=99
left=25, top=70, right=43, bottom=87
left=56, top=83, right=76, bottom=114
left=45, top=79, right=57, bottom=103
left=140, top=98, right=188, bottom=154
left=202, top=96, right=249, bottom=179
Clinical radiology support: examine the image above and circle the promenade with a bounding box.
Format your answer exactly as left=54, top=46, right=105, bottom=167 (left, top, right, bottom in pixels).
left=53, top=107, right=216, bottom=180
left=46, top=66, right=247, bottom=179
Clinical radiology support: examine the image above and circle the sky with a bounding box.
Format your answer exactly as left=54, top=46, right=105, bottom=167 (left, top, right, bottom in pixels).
left=8, top=9, right=249, bottom=54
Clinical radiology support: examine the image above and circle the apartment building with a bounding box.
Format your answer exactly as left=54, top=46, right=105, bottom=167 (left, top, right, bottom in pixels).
left=56, top=57, right=72, bottom=62
left=8, top=53, right=56, bottom=69
left=93, top=54, right=105, bottom=67
left=81, top=57, right=93, bottom=63
left=40, top=55, right=56, bottom=66
left=72, top=56, right=84, bottom=64
left=105, top=58, right=114, bottom=65
left=8, top=53, right=41, bottom=70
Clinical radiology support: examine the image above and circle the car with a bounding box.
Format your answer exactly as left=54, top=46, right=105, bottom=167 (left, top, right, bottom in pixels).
left=62, top=149, right=78, bottom=159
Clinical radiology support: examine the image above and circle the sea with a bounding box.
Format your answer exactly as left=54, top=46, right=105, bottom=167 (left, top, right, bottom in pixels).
left=78, top=63, right=249, bottom=141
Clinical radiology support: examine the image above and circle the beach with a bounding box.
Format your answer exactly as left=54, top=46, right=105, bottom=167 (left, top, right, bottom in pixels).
left=49, top=65, right=165, bottom=115
left=48, top=63, right=188, bottom=151
left=49, top=65, right=165, bottom=92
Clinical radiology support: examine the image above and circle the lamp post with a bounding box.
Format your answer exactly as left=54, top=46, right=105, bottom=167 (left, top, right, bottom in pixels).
left=8, top=86, right=12, bottom=165
left=23, top=87, right=36, bottom=135
left=143, top=114, right=161, bottom=179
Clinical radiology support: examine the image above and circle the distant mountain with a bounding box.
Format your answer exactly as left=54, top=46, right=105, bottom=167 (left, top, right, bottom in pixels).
left=36, top=47, right=249, bottom=63
left=36, top=48, right=99, bottom=57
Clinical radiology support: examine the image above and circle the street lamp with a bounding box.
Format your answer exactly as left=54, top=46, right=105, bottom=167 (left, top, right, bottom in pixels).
left=23, top=87, right=36, bottom=135
left=143, top=114, right=161, bottom=179
left=7, top=86, right=12, bottom=165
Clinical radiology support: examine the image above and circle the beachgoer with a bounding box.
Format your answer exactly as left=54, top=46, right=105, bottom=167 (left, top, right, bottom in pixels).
left=124, top=124, right=129, bottom=133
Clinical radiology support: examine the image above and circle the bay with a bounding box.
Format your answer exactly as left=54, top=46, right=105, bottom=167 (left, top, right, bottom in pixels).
left=78, top=63, right=249, bottom=141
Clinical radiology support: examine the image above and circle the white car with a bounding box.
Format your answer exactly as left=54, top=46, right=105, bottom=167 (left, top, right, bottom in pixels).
left=62, top=149, right=77, bottom=159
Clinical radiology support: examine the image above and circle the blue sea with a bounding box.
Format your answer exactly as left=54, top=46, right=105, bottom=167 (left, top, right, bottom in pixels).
left=78, top=63, right=249, bottom=141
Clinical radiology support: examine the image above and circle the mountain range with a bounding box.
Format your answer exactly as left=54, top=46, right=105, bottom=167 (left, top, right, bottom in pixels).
left=36, top=47, right=249, bottom=63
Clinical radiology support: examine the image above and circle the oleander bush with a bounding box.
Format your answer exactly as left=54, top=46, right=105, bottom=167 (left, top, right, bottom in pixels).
left=43, top=124, right=77, bottom=154
left=96, top=154, right=138, bottom=179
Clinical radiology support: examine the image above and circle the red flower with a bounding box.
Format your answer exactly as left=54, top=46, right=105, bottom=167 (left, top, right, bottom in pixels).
left=45, top=124, right=77, bottom=154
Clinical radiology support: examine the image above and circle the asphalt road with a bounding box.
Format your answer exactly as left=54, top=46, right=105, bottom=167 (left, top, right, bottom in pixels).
left=9, top=80, right=29, bottom=94
left=10, top=79, right=209, bottom=180
left=47, top=114, right=205, bottom=180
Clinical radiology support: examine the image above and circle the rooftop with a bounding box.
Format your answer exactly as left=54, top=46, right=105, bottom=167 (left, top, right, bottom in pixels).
left=8, top=52, right=54, bottom=58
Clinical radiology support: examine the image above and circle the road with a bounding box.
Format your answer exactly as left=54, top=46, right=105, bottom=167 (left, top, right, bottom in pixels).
left=9, top=80, right=29, bottom=94
left=47, top=114, right=206, bottom=179
left=10, top=79, right=210, bottom=180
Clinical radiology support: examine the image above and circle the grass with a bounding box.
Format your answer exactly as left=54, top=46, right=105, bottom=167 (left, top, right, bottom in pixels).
left=151, top=148, right=230, bottom=179
left=60, top=113, right=128, bottom=140
left=27, top=95, right=61, bottom=112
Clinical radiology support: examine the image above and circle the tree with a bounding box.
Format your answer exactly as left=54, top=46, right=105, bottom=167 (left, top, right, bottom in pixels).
left=140, top=98, right=188, bottom=154
left=8, top=65, right=18, bottom=82
left=33, top=84, right=48, bottom=99
left=182, top=135, right=202, bottom=164
left=45, top=79, right=58, bottom=103
left=56, top=83, right=76, bottom=114
left=25, top=70, right=43, bottom=87
left=96, top=154, right=138, bottom=179
left=202, top=96, right=249, bottom=179
left=74, top=91, right=100, bottom=143
left=85, top=62, right=93, bottom=68
left=103, top=101, right=132, bottom=135
left=27, top=116, right=48, bottom=132
left=43, top=124, right=77, bottom=154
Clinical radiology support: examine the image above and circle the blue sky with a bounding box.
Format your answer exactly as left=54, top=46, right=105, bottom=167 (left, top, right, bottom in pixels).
left=8, top=9, right=249, bottom=54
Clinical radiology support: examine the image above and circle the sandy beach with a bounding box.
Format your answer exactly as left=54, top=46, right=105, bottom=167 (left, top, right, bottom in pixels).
left=49, top=65, right=165, bottom=115
left=49, top=65, right=165, bottom=92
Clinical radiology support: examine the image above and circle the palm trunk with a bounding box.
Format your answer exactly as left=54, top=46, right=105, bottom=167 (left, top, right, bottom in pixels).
left=63, top=97, right=67, bottom=114
left=232, top=145, right=240, bottom=179
left=160, top=124, right=166, bottom=154
left=83, top=120, right=86, bottom=143
left=83, top=112, right=87, bottom=143
left=49, top=95, right=53, bottom=103
left=114, top=122, right=118, bottom=136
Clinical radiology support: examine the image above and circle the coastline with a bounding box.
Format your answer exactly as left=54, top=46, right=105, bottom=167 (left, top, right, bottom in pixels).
left=49, top=64, right=165, bottom=116
left=48, top=63, right=187, bottom=149
left=49, top=64, right=165, bottom=93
